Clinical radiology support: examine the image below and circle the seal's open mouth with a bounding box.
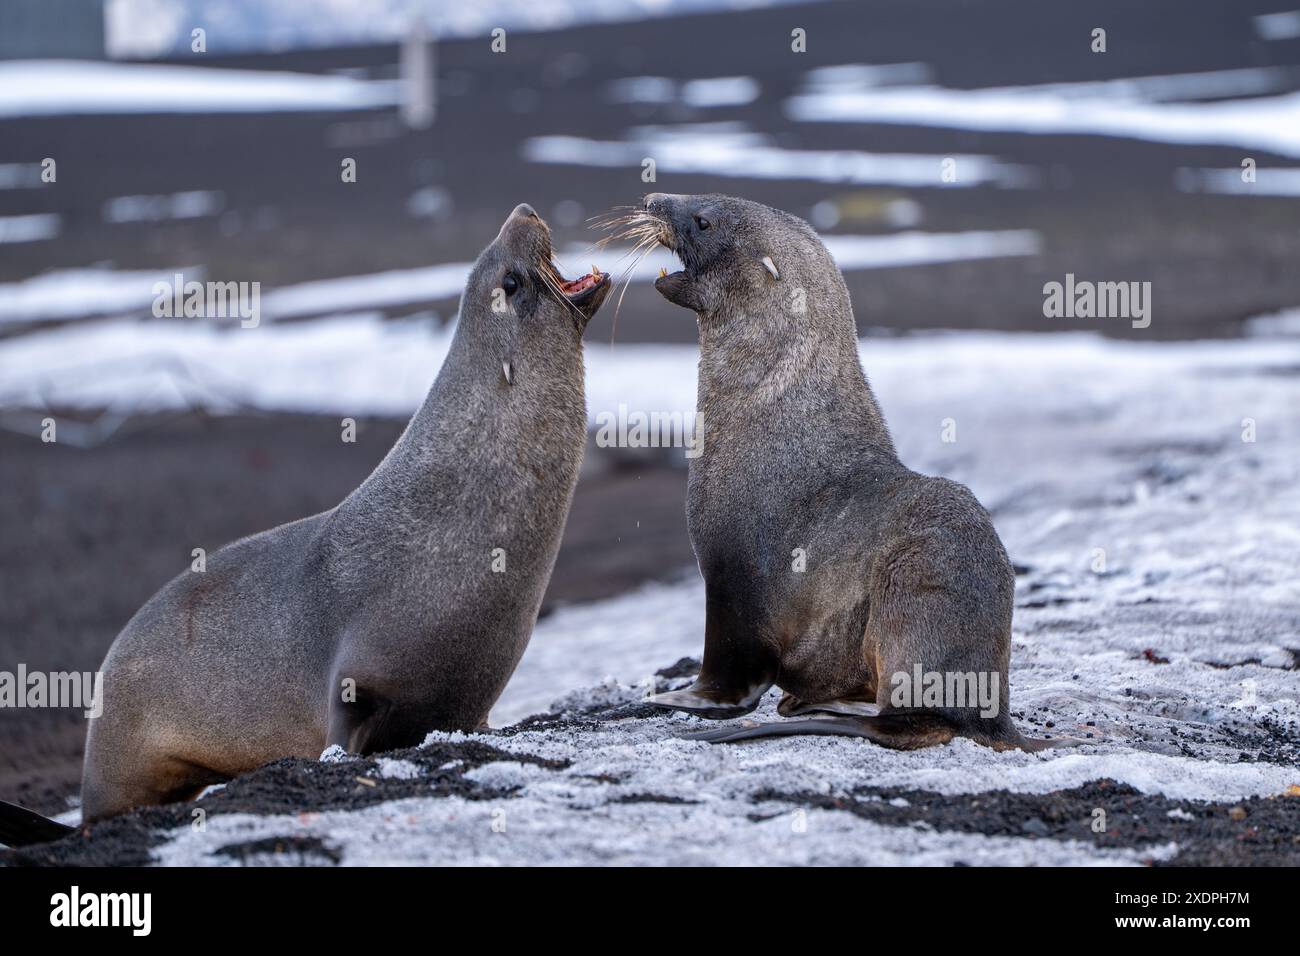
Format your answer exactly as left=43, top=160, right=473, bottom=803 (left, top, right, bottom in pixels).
left=541, top=259, right=612, bottom=312
left=560, top=267, right=608, bottom=303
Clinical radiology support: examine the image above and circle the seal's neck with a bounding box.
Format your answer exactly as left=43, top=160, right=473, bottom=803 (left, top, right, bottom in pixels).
left=695, top=291, right=895, bottom=456
left=335, top=316, right=587, bottom=541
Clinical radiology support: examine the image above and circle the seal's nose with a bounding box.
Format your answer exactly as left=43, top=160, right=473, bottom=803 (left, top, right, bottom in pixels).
left=498, top=202, right=546, bottom=240
left=643, top=193, right=668, bottom=213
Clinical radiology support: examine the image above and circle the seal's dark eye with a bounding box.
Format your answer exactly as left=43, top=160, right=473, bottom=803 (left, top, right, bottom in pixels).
left=502, top=274, right=519, bottom=296
left=694, top=216, right=711, bottom=231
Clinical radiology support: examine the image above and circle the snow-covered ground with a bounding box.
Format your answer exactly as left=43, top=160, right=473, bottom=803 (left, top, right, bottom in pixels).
left=16, top=321, right=1288, bottom=865
left=0, top=60, right=399, bottom=117
left=785, top=66, right=1300, bottom=159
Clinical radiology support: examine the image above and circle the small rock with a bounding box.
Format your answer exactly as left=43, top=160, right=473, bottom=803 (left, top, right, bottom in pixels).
left=1021, top=818, right=1050, bottom=836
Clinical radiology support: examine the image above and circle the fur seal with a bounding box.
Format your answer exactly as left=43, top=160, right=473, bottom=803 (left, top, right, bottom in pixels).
left=76, top=203, right=611, bottom=821
left=621, top=192, right=1068, bottom=751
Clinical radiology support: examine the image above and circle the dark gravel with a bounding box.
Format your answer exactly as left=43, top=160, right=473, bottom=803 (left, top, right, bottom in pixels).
left=752, top=780, right=1300, bottom=866
left=2, top=739, right=564, bottom=866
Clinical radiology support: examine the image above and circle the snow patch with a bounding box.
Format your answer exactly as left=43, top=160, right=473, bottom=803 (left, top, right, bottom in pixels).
left=0, top=60, right=400, bottom=118
left=786, top=67, right=1300, bottom=158
left=526, top=123, right=1033, bottom=188
left=373, top=757, right=422, bottom=780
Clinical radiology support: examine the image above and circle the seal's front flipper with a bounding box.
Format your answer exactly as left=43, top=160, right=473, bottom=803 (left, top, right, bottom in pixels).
left=652, top=583, right=778, bottom=718
left=648, top=683, right=766, bottom=719
left=325, top=689, right=395, bottom=754
left=682, top=717, right=876, bottom=743
left=777, top=692, right=880, bottom=718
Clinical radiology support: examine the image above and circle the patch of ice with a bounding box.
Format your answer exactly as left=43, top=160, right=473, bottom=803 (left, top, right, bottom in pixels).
left=1242, top=310, right=1300, bottom=340
left=1254, top=10, right=1300, bottom=40
left=0, top=267, right=203, bottom=325
left=1175, top=166, right=1300, bottom=196
left=373, top=757, right=422, bottom=780
left=608, top=76, right=760, bottom=108
left=319, top=744, right=350, bottom=763
left=462, top=761, right=552, bottom=789
left=0, top=60, right=400, bottom=118
left=0, top=163, right=46, bottom=190
left=103, top=190, right=225, bottom=223
left=525, top=123, right=1033, bottom=188
left=261, top=264, right=472, bottom=320
left=0, top=214, right=60, bottom=244
left=787, top=67, right=1300, bottom=158
left=803, top=62, right=934, bottom=90
left=682, top=76, right=760, bottom=107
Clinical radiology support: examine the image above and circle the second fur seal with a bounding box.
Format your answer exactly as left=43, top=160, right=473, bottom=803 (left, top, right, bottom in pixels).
left=79, top=204, right=611, bottom=821
left=625, top=192, right=1068, bottom=751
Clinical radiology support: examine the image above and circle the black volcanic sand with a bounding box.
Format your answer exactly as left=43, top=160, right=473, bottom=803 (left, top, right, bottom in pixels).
left=6, top=664, right=1298, bottom=866
left=2, top=0, right=1300, bottom=341
left=2, top=739, right=567, bottom=867
left=0, top=412, right=693, bottom=816
left=750, top=781, right=1300, bottom=866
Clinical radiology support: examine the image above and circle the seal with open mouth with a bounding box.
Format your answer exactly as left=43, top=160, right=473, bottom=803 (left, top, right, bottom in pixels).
left=71, top=203, right=612, bottom=823
left=614, top=192, right=1072, bottom=752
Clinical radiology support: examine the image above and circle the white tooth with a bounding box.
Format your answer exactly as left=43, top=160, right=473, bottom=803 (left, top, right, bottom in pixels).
left=659, top=267, right=668, bottom=278
left=502, top=361, right=513, bottom=386
left=762, top=256, right=780, bottom=280
left=592, top=265, right=600, bottom=277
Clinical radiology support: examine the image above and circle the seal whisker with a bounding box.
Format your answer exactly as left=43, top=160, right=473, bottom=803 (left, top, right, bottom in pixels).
left=534, top=264, right=583, bottom=320
left=607, top=232, right=662, bottom=346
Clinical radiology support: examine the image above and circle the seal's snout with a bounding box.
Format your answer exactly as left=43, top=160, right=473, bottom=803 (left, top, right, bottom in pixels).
left=498, top=201, right=547, bottom=240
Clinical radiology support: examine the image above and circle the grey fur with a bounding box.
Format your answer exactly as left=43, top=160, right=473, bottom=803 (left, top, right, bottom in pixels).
left=634, top=192, right=1064, bottom=751
left=80, top=204, right=611, bottom=821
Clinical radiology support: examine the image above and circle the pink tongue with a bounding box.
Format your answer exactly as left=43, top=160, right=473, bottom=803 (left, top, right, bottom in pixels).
left=563, top=273, right=599, bottom=294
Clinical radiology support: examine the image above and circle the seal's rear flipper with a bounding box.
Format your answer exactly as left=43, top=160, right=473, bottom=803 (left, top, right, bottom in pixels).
left=684, top=713, right=958, bottom=749
left=649, top=683, right=767, bottom=719
left=0, top=799, right=76, bottom=847
left=1013, top=734, right=1087, bottom=752
left=685, top=714, right=1087, bottom=752
left=682, top=717, right=879, bottom=743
